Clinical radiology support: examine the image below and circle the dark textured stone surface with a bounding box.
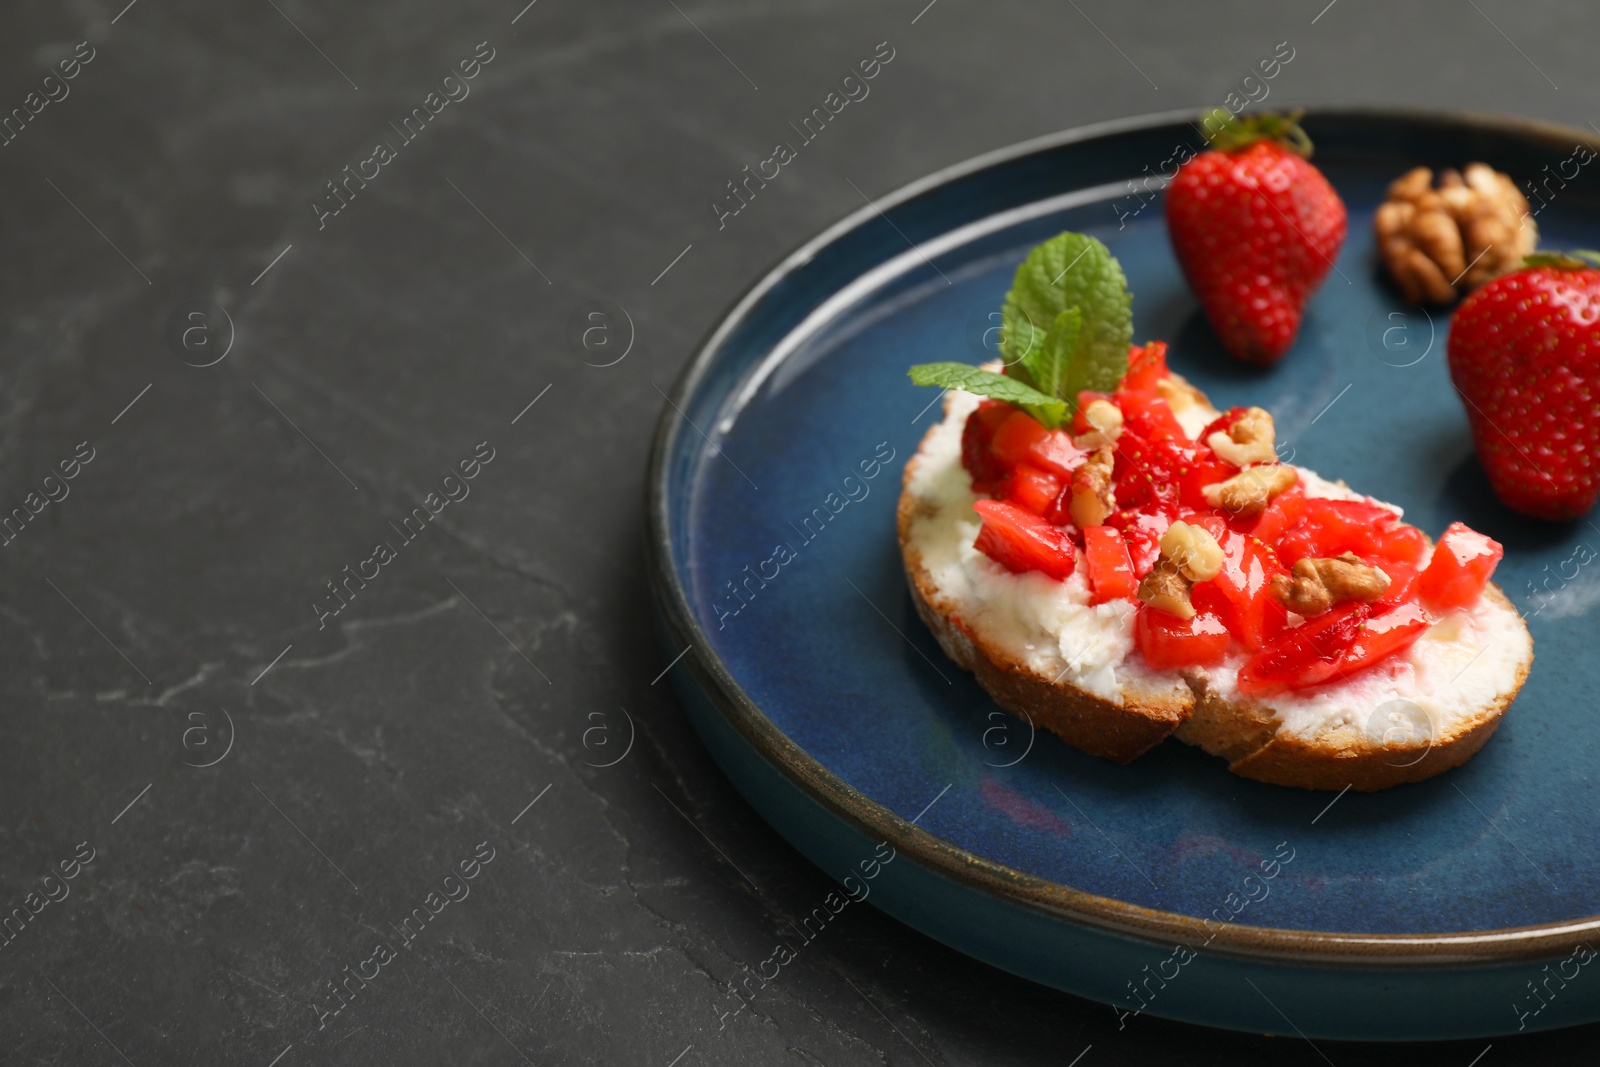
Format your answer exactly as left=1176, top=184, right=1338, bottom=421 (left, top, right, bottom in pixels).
left=0, top=0, right=1594, bottom=1062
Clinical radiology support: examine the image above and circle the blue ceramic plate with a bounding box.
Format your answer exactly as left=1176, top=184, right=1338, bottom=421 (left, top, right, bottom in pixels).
left=648, top=110, right=1600, bottom=1040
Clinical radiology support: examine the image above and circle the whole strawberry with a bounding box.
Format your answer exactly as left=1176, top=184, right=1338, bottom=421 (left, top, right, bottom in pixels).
left=1166, top=109, right=1348, bottom=364
left=1448, top=252, right=1600, bottom=520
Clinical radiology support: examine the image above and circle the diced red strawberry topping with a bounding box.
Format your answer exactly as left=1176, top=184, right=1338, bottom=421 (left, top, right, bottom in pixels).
left=1083, top=526, right=1137, bottom=604
left=1026, top=430, right=1089, bottom=479
left=1246, top=484, right=1307, bottom=544
left=1115, top=387, right=1188, bottom=441
left=1275, top=498, right=1416, bottom=567
left=1372, top=559, right=1419, bottom=610
left=1122, top=340, right=1170, bottom=395
left=1107, top=507, right=1169, bottom=575
left=1418, top=522, right=1504, bottom=613
left=1179, top=454, right=1239, bottom=511
left=1237, top=603, right=1371, bottom=695
left=952, top=343, right=1502, bottom=684
left=972, top=499, right=1077, bottom=581
left=1185, top=516, right=1290, bottom=651
left=1326, top=602, right=1431, bottom=685
left=961, top=398, right=1013, bottom=495
left=1110, top=432, right=1185, bottom=515
left=1004, top=463, right=1062, bottom=516
left=1136, top=606, right=1230, bottom=670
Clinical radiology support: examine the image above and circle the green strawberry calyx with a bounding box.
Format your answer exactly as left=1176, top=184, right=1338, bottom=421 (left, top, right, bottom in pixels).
left=1523, top=249, right=1600, bottom=271
left=1199, top=107, right=1313, bottom=159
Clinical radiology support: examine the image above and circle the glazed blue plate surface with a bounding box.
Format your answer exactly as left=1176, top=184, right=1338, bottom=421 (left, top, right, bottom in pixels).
left=650, top=110, right=1600, bottom=1039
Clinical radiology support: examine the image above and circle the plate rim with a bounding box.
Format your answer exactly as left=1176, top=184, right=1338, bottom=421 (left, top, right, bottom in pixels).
left=647, top=105, right=1600, bottom=967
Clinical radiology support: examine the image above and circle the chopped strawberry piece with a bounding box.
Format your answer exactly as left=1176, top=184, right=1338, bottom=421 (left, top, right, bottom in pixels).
left=1237, top=603, right=1370, bottom=695
left=973, top=398, right=1015, bottom=433
left=1192, top=581, right=1284, bottom=650
left=1275, top=498, right=1411, bottom=566
left=1247, top=485, right=1307, bottom=544
left=1005, top=463, right=1063, bottom=516
left=961, top=400, right=1013, bottom=494
left=1179, top=454, right=1238, bottom=511
left=1372, top=523, right=1427, bottom=566
left=990, top=410, right=1051, bottom=467
left=1044, top=482, right=1075, bottom=527
left=972, top=499, right=1077, bottom=581
left=1136, top=605, right=1231, bottom=669
left=1112, top=432, right=1186, bottom=515
left=1027, top=430, right=1089, bottom=478
left=1122, top=340, right=1170, bottom=395
left=1107, top=507, right=1170, bottom=575
left=1115, top=388, right=1189, bottom=441
left=1189, top=522, right=1290, bottom=651
left=1327, top=603, right=1431, bottom=683
left=1373, top=559, right=1418, bottom=609
left=1418, top=522, right=1504, bottom=612
left=1083, top=526, right=1137, bottom=603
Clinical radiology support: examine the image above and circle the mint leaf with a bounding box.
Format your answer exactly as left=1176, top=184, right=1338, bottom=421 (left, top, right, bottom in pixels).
left=1000, top=233, right=1132, bottom=411
left=1019, top=307, right=1081, bottom=402
left=908, top=362, right=1067, bottom=428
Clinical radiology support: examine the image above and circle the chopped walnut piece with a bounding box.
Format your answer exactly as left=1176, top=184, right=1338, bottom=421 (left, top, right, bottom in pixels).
left=1375, top=164, right=1536, bottom=303
left=1075, top=400, right=1124, bottom=450
left=1206, top=406, right=1277, bottom=467
left=1137, top=561, right=1194, bottom=620
left=1069, top=446, right=1116, bottom=528
left=1201, top=464, right=1297, bottom=518
left=1160, top=520, right=1224, bottom=582
left=1138, top=521, right=1225, bottom=619
left=1269, top=552, right=1391, bottom=616
left=1081, top=399, right=1124, bottom=443
left=1157, top=373, right=1205, bottom=414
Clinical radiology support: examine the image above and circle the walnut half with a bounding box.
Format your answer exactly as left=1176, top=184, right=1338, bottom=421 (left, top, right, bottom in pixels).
left=1375, top=164, right=1536, bottom=304
left=1269, top=552, right=1390, bottom=616
left=1201, top=464, right=1297, bottom=519
left=1206, top=406, right=1276, bottom=467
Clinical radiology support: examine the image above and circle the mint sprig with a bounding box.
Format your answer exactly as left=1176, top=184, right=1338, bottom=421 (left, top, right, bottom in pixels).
left=909, top=232, right=1133, bottom=429
left=907, top=363, right=1067, bottom=427
left=1019, top=307, right=1081, bottom=402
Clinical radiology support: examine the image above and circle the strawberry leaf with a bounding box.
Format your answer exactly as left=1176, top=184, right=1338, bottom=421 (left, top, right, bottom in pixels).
left=1525, top=249, right=1600, bottom=270
left=1199, top=107, right=1313, bottom=158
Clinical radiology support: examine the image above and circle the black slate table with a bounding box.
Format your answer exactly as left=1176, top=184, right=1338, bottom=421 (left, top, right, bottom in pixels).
left=2, top=0, right=1595, bottom=1063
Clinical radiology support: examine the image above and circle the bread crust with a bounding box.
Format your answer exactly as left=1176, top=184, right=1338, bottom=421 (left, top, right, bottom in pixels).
left=897, top=392, right=1533, bottom=790
left=1176, top=585, right=1532, bottom=792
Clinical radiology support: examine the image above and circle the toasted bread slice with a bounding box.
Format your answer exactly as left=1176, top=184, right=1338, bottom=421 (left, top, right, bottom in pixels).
left=900, top=480, right=1193, bottom=763
left=899, top=386, right=1533, bottom=790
